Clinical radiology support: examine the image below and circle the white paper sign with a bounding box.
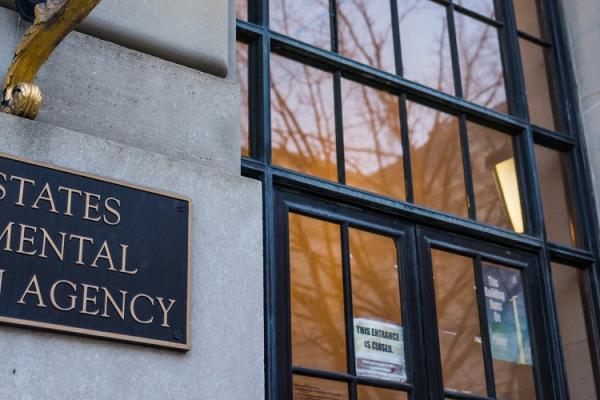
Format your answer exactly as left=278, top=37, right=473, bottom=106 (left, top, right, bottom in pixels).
left=354, top=318, right=406, bottom=382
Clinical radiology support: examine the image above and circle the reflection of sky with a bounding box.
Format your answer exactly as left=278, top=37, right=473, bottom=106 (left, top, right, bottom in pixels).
left=455, top=0, right=495, bottom=18
left=270, top=54, right=336, bottom=163
left=338, top=0, right=396, bottom=73
left=407, top=101, right=454, bottom=149
left=342, top=79, right=403, bottom=175
left=455, top=12, right=506, bottom=111
left=270, top=0, right=331, bottom=49
left=399, top=0, right=454, bottom=94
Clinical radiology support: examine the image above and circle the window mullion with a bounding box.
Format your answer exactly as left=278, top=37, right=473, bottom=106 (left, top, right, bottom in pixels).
left=474, top=256, right=497, bottom=399
left=257, top=0, right=271, bottom=165
left=458, top=115, right=477, bottom=221
left=333, top=72, right=346, bottom=185
left=341, top=223, right=358, bottom=398
left=399, top=95, right=414, bottom=203
left=445, top=2, right=464, bottom=99
left=494, top=0, right=528, bottom=119
left=389, top=0, right=403, bottom=77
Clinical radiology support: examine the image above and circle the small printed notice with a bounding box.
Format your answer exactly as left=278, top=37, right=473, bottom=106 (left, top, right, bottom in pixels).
left=354, top=317, right=406, bottom=382
left=483, top=264, right=533, bottom=366
left=293, top=382, right=347, bottom=400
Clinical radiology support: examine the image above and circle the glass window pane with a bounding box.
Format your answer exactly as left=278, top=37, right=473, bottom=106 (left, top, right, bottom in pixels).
left=237, top=42, right=249, bottom=157
left=482, top=263, right=536, bottom=399
left=432, top=250, right=487, bottom=396
left=455, top=0, right=495, bottom=19
left=271, top=55, right=337, bottom=181
left=358, top=385, right=408, bottom=400
left=520, top=39, right=559, bottom=131
left=534, top=146, right=578, bottom=247
left=408, top=102, right=469, bottom=218
left=467, top=122, right=524, bottom=232
left=551, top=263, right=599, bottom=400
left=236, top=0, right=247, bottom=20
left=289, top=214, right=346, bottom=372
left=455, top=12, right=507, bottom=113
left=337, top=0, right=395, bottom=73
left=350, top=229, right=406, bottom=383
left=294, top=375, right=349, bottom=400
left=399, top=1, right=454, bottom=94
left=270, top=0, right=331, bottom=49
left=513, top=0, right=543, bottom=39
left=342, top=79, right=405, bottom=200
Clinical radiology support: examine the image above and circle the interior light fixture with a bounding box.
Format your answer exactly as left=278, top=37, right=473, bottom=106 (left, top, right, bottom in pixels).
left=494, top=158, right=525, bottom=233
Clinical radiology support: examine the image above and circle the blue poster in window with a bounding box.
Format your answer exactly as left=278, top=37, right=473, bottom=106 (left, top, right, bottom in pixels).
left=482, top=264, right=533, bottom=366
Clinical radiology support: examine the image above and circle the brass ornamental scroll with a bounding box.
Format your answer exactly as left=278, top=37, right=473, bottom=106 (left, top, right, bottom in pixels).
left=1, top=0, right=102, bottom=119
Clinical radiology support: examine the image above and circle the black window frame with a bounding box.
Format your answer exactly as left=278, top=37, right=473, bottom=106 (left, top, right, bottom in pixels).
left=275, top=188, right=427, bottom=399
left=235, top=0, right=600, bottom=398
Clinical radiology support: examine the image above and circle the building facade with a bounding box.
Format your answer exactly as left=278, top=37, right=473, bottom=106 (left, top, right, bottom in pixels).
left=0, top=0, right=599, bottom=399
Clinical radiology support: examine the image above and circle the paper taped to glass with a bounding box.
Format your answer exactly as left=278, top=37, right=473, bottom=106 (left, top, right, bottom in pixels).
left=354, top=318, right=407, bottom=383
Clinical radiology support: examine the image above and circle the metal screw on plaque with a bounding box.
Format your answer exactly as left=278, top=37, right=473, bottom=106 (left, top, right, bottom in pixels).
left=173, top=330, right=183, bottom=341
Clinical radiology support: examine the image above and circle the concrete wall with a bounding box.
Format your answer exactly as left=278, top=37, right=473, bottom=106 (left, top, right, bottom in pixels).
left=0, top=0, right=230, bottom=77
left=560, top=0, right=600, bottom=231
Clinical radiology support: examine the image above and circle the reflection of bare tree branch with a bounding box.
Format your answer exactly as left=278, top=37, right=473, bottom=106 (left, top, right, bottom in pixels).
left=290, top=216, right=345, bottom=370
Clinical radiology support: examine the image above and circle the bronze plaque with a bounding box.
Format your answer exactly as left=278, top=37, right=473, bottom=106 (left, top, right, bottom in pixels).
left=0, top=153, right=191, bottom=351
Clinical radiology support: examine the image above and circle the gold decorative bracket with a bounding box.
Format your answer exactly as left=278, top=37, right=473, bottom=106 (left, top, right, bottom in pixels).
left=1, top=0, right=101, bottom=120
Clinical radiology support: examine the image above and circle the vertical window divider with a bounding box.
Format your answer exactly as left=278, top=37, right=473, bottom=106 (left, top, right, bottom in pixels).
left=494, top=0, right=528, bottom=119
left=247, top=35, right=262, bottom=161
left=446, top=2, right=464, bottom=100
left=397, top=231, right=425, bottom=398
left=448, top=4, right=478, bottom=220
left=400, top=96, right=414, bottom=203
left=473, top=256, right=497, bottom=399
left=331, top=0, right=346, bottom=188
left=258, top=0, right=271, bottom=165
left=524, top=249, right=563, bottom=400
left=539, top=247, right=571, bottom=400
left=512, top=131, right=539, bottom=236
left=390, top=0, right=403, bottom=78
left=247, top=0, right=258, bottom=24
left=329, top=0, right=338, bottom=53
left=418, top=237, right=446, bottom=399
left=458, top=115, right=477, bottom=221
left=340, top=223, right=357, bottom=399
left=333, top=74, right=346, bottom=185
left=258, top=4, right=281, bottom=400
left=543, top=0, right=575, bottom=134
left=391, top=0, right=414, bottom=204
left=272, top=195, right=293, bottom=400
